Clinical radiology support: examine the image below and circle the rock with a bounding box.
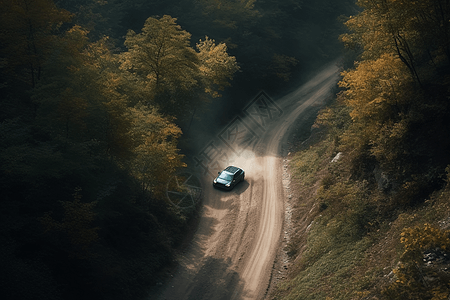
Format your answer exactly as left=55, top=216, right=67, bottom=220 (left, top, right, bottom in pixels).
left=373, top=165, right=392, bottom=192
left=331, top=152, right=342, bottom=163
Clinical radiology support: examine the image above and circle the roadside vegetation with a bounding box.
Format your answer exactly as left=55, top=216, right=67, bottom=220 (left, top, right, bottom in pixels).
left=0, top=0, right=355, bottom=299
left=272, top=1, right=450, bottom=299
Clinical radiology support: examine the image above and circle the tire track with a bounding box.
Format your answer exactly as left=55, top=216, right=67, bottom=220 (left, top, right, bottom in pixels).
left=154, top=61, right=340, bottom=300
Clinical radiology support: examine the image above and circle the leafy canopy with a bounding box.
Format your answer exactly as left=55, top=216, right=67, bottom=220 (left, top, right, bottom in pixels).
left=120, top=15, right=239, bottom=118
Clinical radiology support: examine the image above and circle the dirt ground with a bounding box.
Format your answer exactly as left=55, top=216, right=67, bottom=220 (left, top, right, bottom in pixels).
left=151, top=61, right=341, bottom=300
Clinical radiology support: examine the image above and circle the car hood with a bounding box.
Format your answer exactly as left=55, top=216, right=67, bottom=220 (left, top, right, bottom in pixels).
left=215, top=177, right=231, bottom=185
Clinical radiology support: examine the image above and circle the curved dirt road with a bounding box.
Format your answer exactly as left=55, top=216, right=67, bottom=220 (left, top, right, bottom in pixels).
left=154, top=62, right=340, bottom=300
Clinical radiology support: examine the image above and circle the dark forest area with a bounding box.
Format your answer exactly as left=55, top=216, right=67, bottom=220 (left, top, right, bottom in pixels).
left=0, top=1, right=355, bottom=299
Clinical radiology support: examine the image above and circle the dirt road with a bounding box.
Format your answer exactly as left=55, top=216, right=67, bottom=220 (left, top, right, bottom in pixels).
left=154, top=61, right=340, bottom=300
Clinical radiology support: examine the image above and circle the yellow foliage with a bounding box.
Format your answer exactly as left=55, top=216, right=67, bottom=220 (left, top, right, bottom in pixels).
left=338, top=53, right=418, bottom=166
left=339, top=53, right=411, bottom=121
left=120, top=15, right=198, bottom=93
left=400, top=223, right=450, bottom=262
left=196, top=36, right=239, bottom=97
left=119, top=15, right=238, bottom=117
left=431, top=289, right=450, bottom=300
left=383, top=223, right=450, bottom=299
left=126, top=105, right=185, bottom=196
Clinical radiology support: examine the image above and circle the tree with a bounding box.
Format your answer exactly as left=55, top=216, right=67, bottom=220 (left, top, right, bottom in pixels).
left=196, top=36, right=239, bottom=97
left=0, top=0, right=72, bottom=87
left=0, top=3, right=201, bottom=299
left=338, top=53, right=416, bottom=172
left=120, top=15, right=238, bottom=119
left=338, top=0, right=450, bottom=193
left=33, top=25, right=107, bottom=142
left=126, top=104, right=185, bottom=196
left=341, top=0, right=450, bottom=86
left=120, top=15, right=200, bottom=116
left=383, top=223, right=450, bottom=300
left=40, top=187, right=99, bottom=259
left=267, top=53, right=299, bottom=82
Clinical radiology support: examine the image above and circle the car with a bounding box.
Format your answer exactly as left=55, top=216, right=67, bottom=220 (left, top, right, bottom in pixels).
left=213, top=166, right=245, bottom=190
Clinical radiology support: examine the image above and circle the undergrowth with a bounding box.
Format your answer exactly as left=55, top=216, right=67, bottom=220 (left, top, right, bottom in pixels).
left=272, top=130, right=450, bottom=300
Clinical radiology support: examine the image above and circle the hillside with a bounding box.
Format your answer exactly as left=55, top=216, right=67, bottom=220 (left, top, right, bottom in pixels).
left=270, top=1, right=450, bottom=299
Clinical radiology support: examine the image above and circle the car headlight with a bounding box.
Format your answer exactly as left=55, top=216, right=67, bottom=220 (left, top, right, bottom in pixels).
left=225, top=183, right=231, bottom=187
left=213, top=179, right=217, bottom=184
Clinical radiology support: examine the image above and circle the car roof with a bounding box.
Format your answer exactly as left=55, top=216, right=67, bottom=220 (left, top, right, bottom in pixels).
left=224, top=166, right=240, bottom=174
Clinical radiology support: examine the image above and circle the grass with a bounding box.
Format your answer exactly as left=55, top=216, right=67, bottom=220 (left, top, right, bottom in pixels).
left=289, top=137, right=334, bottom=187
left=271, top=129, right=450, bottom=300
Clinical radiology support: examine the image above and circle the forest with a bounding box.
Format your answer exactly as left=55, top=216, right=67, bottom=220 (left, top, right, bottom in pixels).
left=0, top=1, right=355, bottom=299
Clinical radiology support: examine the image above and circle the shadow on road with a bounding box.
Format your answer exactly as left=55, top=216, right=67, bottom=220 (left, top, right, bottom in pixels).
left=149, top=214, right=246, bottom=299
left=232, top=181, right=249, bottom=195
left=211, top=180, right=250, bottom=195
left=185, top=257, right=245, bottom=300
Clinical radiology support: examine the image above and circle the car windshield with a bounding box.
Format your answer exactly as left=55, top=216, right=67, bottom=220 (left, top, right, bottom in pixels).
left=218, top=171, right=233, bottom=181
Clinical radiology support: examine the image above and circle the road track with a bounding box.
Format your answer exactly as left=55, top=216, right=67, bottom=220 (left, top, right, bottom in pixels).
left=154, top=61, right=340, bottom=300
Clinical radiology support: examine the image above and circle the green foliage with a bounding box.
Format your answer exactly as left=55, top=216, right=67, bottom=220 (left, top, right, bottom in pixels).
left=305, top=180, right=373, bottom=264
left=0, top=1, right=389, bottom=299
left=280, top=150, right=375, bottom=299
left=315, top=96, right=352, bottom=138
left=279, top=237, right=372, bottom=300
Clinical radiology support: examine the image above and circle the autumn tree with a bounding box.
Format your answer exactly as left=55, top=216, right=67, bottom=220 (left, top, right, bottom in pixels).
left=31, top=23, right=187, bottom=196
left=120, top=15, right=199, bottom=117
left=196, top=36, right=239, bottom=96
left=126, top=105, right=185, bottom=196
left=120, top=15, right=238, bottom=119
left=341, top=0, right=450, bottom=86
left=336, top=0, right=450, bottom=197
left=338, top=53, right=417, bottom=174
left=383, top=224, right=450, bottom=300
left=0, top=2, right=238, bottom=299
